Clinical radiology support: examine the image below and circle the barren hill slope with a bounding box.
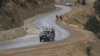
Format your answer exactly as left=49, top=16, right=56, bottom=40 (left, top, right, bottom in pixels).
left=0, top=0, right=55, bottom=30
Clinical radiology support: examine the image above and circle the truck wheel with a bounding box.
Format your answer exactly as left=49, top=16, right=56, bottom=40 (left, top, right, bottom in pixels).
left=50, top=38, right=52, bottom=41
left=40, top=38, right=42, bottom=42
left=48, top=38, right=50, bottom=41
left=52, top=38, right=54, bottom=41
left=46, top=38, right=49, bottom=41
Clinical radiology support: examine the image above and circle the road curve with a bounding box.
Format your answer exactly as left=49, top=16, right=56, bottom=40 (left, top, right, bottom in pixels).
left=0, top=5, right=71, bottom=51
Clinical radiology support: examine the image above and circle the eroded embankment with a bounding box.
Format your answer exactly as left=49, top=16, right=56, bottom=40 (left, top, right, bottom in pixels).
left=0, top=1, right=98, bottom=56
left=0, top=5, right=97, bottom=56
left=0, top=0, right=55, bottom=41
left=0, top=25, right=96, bottom=56
left=61, top=1, right=100, bottom=39
left=57, top=1, right=100, bottom=56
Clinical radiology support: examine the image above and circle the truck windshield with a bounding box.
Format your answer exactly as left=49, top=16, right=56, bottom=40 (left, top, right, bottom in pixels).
left=43, top=31, right=50, bottom=34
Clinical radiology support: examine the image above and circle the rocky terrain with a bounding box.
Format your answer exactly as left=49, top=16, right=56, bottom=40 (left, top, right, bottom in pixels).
left=62, top=0, right=100, bottom=39
left=0, top=0, right=55, bottom=30
left=0, top=0, right=100, bottom=56
left=59, top=0, right=100, bottom=56
left=0, top=0, right=55, bottom=41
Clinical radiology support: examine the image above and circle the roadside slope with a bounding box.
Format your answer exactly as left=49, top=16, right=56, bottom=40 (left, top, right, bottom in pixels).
left=0, top=5, right=96, bottom=56
left=0, top=19, right=96, bottom=56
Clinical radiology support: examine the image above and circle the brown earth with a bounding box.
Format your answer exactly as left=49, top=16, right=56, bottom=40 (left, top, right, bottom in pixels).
left=0, top=0, right=55, bottom=31
left=0, top=2, right=98, bottom=56
left=0, top=0, right=55, bottom=41
left=59, top=1, right=100, bottom=56
left=0, top=20, right=96, bottom=56
left=0, top=0, right=99, bottom=56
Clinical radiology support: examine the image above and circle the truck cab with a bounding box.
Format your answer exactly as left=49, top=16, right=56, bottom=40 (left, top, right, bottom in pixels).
left=39, top=28, right=55, bottom=42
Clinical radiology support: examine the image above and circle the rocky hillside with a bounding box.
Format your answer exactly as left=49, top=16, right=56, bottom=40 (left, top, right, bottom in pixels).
left=0, top=0, right=55, bottom=31
left=93, top=0, right=100, bottom=39
left=56, top=0, right=100, bottom=56
left=61, top=0, right=100, bottom=39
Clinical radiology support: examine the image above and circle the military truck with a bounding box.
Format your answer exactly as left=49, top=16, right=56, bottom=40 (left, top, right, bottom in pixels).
left=39, top=28, right=55, bottom=42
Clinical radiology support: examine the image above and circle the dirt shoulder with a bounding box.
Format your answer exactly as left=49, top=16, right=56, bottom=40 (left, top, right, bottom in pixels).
left=0, top=18, right=96, bottom=56
left=24, top=16, right=40, bottom=34
left=0, top=2, right=98, bottom=56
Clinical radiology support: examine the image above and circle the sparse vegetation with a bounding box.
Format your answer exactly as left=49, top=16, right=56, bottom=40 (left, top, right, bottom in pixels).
left=82, top=0, right=86, bottom=5
left=84, top=15, right=100, bottom=39
left=94, top=0, right=100, bottom=14
left=77, top=0, right=86, bottom=5
left=97, top=33, right=100, bottom=39
left=0, top=0, right=55, bottom=30
left=86, top=46, right=92, bottom=56
left=0, top=0, right=9, bottom=7
left=83, top=0, right=100, bottom=39
left=84, top=15, right=100, bottom=34
left=77, top=0, right=80, bottom=3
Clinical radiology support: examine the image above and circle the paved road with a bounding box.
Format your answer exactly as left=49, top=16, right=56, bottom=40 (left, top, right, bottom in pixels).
left=0, top=5, right=71, bottom=51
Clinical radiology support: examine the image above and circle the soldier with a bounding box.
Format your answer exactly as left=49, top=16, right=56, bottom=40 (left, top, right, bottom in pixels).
left=56, top=15, right=59, bottom=19
left=59, top=16, right=63, bottom=20
left=45, top=27, right=48, bottom=31
left=51, top=28, right=55, bottom=36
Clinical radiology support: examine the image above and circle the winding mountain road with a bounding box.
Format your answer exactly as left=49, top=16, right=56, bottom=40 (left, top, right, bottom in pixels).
left=0, top=5, right=71, bottom=51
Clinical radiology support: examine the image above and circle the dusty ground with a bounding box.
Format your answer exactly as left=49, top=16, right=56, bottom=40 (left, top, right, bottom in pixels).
left=0, top=1, right=99, bottom=56
left=0, top=18, right=96, bottom=55
left=58, top=1, right=100, bottom=56
left=0, top=18, right=96, bottom=56
left=92, top=40, right=100, bottom=56
left=24, top=16, right=40, bottom=34
left=0, top=0, right=55, bottom=41
left=0, top=15, right=40, bottom=42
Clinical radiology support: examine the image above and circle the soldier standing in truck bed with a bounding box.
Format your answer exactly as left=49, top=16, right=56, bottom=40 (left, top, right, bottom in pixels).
left=51, top=28, right=55, bottom=37
left=56, top=15, right=59, bottom=19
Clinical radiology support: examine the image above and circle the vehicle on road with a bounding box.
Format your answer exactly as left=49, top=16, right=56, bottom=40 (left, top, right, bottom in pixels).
left=39, top=28, right=55, bottom=42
